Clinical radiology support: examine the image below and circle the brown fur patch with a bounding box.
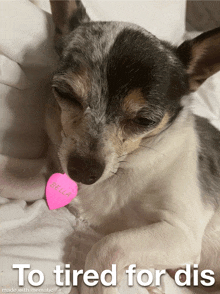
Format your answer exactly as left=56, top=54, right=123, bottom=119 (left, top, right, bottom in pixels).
left=66, top=69, right=91, bottom=99
left=123, top=89, right=146, bottom=116
left=145, top=112, right=170, bottom=138
left=188, top=77, right=204, bottom=92
left=108, top=125, right=142, bottom=157
left=187, top=36, right=220, bottom=91
left=108, top=113, right=170, bottom=157
left=53, top=68, right=91, bottom=104
left=122, top=136, right=142, bottom=155
left=187, top=42, right=207, bottom=76
left=108, top=127, right=124, bottom=156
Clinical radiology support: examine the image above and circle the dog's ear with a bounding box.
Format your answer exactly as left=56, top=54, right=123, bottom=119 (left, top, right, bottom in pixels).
left=177, top=27, right=220, bottom=92
left=50, top=0, right=89, bottom=53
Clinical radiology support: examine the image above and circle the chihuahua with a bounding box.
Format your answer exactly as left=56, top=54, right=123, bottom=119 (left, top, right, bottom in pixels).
left=46, top=1, right=220, bottom=293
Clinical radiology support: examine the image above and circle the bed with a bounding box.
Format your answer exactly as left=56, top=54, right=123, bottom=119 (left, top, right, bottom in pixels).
left=0, top=1, right=220, bottom=293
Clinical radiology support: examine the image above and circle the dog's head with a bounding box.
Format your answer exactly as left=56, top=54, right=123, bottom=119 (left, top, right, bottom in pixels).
left=48, top=0, right=220, bottom=185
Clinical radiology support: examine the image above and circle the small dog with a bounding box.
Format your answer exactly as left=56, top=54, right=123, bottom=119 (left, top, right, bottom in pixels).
left=46, top=1, right=220, bottom=293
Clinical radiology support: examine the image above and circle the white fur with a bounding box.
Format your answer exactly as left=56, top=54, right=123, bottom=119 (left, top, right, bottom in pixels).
left=63, top=106, right=220, bottom=293
left=46, top=91, right=220, bottom=292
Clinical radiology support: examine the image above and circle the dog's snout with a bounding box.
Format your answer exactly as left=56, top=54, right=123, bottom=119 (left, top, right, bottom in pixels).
left=67, top=155, right=105, bottom=185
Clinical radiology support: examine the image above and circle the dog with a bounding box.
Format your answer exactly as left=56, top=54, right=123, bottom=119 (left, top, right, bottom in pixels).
left=46, top=1, right=220, bottom=293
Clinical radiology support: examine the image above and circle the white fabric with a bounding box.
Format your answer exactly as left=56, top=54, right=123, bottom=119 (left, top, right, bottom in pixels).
left=192, top=72, right=220, bottom=131
left=0, top=0, right=58, bottom=201
left=0, top=198, right=75, bottom=293
left=0, top=1, right=220, bottom=294
left=83, top=0, right=186, bottom=44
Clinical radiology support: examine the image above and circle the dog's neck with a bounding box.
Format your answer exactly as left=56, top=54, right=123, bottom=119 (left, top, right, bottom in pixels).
left=69, top=106, right=202, bottom=234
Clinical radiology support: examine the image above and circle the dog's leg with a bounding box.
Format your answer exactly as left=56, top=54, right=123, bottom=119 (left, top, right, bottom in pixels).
left=80, top=219, right=204, bottom=294
left=80, top=147, right=212, bottom=294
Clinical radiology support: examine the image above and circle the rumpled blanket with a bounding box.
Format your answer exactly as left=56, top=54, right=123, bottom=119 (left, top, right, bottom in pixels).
left=0, top=1, right=220, bottom=294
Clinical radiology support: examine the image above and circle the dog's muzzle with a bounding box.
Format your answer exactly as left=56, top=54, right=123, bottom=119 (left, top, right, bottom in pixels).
left=67, top=155, right=105, bottom=185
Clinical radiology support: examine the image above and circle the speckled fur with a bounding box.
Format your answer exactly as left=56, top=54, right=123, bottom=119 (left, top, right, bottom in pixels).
left=47, top=2, right=220, bottom=293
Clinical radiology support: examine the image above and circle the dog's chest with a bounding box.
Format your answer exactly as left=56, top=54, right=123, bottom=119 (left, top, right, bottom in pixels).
left=70, top=169, right=165, bottom=235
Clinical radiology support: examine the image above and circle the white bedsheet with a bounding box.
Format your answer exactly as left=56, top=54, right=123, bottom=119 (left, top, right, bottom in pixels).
left=0, top=1, right=220, bottom=294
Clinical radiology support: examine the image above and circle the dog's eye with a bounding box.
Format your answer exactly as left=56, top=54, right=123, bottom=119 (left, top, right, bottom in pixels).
left=133, top=117, right=155, bottom=127
left=53, top=87, right=82, bottom=108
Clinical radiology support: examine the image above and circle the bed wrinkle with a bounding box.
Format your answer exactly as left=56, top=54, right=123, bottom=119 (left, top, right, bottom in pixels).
left=0, top=1, right=220, bottom=294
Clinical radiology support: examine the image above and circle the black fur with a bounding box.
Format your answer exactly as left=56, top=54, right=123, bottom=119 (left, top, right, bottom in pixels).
left=53, top=14, right=220, bottom=195
left=55, top=23, right=189, bottom=134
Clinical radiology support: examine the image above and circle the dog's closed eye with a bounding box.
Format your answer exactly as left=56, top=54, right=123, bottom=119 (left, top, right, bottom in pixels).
left=123, top=116, right=159, bottom=135
left=53, top=86, right=83, bottom=109
left=133, top=116, right=156, bottom=127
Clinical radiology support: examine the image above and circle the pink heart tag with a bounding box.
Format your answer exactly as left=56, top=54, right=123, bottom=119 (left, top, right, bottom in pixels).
left=46, top=173, right=78, bottom=210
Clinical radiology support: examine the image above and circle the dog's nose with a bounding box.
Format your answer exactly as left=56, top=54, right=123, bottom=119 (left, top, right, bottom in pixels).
left=67, top=155, right=105, bottom=185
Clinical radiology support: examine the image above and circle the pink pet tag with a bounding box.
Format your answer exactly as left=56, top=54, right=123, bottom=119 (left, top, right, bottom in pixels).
left=46, top=173, right=78, bottom=210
